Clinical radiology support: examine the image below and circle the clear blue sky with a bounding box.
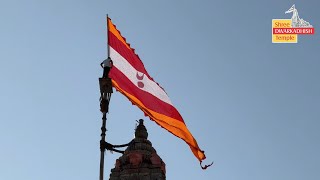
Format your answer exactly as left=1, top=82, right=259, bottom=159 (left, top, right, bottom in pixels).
left=0, top=0, right=319, bottom=179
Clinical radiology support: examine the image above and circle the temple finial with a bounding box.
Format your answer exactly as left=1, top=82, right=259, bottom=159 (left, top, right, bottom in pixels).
left=135, top=119, right=148, bottom=139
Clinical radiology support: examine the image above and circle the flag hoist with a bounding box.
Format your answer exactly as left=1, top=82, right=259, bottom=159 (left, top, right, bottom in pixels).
left=98, top=15, right=212, bottom=179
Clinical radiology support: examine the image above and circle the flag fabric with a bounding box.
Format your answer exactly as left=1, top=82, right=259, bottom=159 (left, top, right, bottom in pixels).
left=107, top=17, right=211, bottom=168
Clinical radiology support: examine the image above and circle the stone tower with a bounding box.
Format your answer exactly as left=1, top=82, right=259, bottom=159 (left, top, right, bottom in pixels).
left=109, top=119, right=166, bottom=180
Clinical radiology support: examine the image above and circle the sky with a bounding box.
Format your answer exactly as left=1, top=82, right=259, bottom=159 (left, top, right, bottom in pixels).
left=0, top=0, right=319, bottom=179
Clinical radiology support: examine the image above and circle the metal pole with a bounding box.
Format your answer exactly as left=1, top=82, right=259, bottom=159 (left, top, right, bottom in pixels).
left=99, top=14, right=112, bottom=180
left=107, top=14, right=110, bottom=58
left=99, top=112, right=107, bottom=180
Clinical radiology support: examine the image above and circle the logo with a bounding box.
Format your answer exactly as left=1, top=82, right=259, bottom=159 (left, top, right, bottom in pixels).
left=272, top=4, right=315, bottom=43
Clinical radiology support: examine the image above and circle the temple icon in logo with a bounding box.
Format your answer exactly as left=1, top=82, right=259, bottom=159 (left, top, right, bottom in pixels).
left=285, top=4, right=313, bottom=28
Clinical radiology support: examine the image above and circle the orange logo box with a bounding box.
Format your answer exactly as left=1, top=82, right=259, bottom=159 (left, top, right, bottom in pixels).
left=272, top=19, right=298, bottom=43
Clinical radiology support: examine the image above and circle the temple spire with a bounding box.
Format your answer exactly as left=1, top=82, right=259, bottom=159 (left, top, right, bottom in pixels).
left=109, top=119, right=166, bottom=180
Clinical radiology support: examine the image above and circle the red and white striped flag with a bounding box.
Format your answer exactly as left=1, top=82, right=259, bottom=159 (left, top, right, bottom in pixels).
left=107, top=17, right=211, bottom=168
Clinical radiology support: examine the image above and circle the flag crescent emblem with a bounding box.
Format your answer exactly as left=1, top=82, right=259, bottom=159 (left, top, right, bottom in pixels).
left=136, top=72, right=144, bottom=80
left=136, top=72, right=145, bottom=88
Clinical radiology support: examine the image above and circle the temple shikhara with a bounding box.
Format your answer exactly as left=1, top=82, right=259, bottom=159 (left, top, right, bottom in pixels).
left=109, top=119, right=166, bottom=180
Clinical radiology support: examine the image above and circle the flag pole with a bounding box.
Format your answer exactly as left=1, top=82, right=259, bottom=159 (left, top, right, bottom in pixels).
left=98, top=14, right=112, bottom=180
left=99, top=112, right=107, bottom=180
left=107, top=14, right=110, bottom=58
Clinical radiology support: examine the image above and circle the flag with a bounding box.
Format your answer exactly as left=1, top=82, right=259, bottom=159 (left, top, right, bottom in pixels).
left=107, top=17, right=211, bottom=168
